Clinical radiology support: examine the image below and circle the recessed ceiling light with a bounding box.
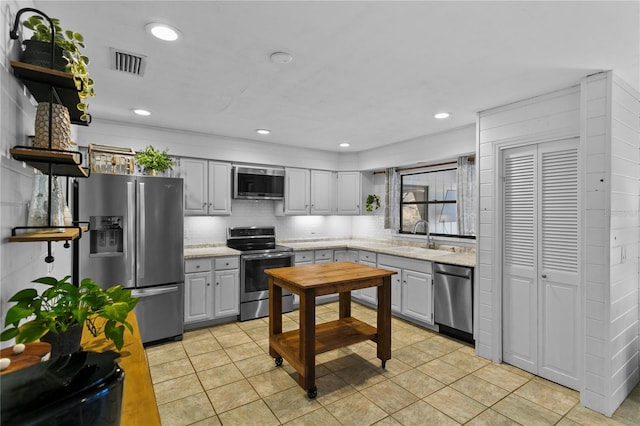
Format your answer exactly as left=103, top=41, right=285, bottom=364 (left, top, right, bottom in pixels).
left=270, top=51, right=293, bottom=64
left=133, top=109, right=151, bottom=116
left=145, top=23, right=181, bottom=41
left=339, top=142, right=350, bottom=148
left=434, top=112, right=451, bottom=119
left=256, top=129, right=271, bottom=135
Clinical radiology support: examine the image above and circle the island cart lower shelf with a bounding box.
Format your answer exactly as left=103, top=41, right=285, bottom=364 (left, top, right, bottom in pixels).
left=265, top=261, right=395, bottom=399
left=270, top=317, right=378, bottom=360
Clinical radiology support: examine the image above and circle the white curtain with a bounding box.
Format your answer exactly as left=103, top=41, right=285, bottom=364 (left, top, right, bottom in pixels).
left=384, top=168, right=400, bottom=230
left=456, top=155, right=476, bottom=235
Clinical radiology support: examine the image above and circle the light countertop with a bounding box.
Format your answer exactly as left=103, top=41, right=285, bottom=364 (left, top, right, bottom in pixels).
left=184, top=245, right=240, bottom=259
left=185, top=239, right=475, bottom=267
left=280, top=239, right=476, bottom=267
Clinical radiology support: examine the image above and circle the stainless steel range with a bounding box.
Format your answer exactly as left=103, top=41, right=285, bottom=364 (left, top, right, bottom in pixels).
left=227, top=226, right=294, bottom=321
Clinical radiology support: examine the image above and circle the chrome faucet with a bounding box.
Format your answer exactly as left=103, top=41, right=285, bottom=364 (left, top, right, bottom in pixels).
left=412, top=220, right=433, bottom=247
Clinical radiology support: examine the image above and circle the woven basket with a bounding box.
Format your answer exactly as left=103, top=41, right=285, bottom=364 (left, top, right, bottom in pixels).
left=34, top=103, right=72, bottom=151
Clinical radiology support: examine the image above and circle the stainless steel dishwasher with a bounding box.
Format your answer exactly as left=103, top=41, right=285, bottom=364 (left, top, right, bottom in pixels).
left=433, top=263, right=474, bottom=343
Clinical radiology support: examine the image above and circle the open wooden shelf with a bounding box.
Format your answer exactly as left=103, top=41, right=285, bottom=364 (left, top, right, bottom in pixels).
left=9, top=225, right=88, bottom=243
left=271, top=317, right=377, bottom=359
left=10, top=147, right=89, bottom=178
left=11, top=61, right=89, bottom=125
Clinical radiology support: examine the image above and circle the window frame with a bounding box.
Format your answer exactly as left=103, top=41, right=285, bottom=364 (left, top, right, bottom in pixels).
left=398, top=165, right=476, bottom=239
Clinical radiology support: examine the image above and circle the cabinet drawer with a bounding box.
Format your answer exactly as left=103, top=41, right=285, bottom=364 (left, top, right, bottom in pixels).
left=185, top=258, right=212, bottom=273
left=295, top=251, right=314, bottom=263
left=215, top=256, right=239, bottom=270
left=358, top=251, right=377, bottom=264
left=314, top=249, right=333, bottom=262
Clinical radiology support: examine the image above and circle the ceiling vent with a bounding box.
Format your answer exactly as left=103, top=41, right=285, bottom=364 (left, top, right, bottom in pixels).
left=110, top=48, right=146, bottom=76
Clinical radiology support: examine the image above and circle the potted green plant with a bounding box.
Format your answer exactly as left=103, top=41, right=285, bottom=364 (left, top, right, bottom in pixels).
left=21, top=14, right=94, bottom=121
left=366, top=194, right=381, bottom=212
left=1, top=276, right=138, bottom=356
left=134, top=145, right=174, bottom=175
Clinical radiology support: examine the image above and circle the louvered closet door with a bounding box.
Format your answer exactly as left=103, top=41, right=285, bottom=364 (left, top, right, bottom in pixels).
left=537, top=139, right=579, bottom=389
left=503, top=145, right=538, bottom=372
left=502, top=138, right=580, bottom=390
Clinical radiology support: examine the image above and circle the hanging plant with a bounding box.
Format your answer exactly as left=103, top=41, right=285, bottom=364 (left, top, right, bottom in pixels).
left=21, top=14, right=94, bottom=122
left=366, top=194, right=381, bottom=212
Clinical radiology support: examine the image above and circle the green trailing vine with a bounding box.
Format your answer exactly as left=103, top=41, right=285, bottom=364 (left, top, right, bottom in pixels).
left=366, top=194, right=381, bottom=212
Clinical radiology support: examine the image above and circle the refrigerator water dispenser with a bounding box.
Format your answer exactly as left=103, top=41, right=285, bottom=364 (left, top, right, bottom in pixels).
left=90, top=216, right=123, bottom=255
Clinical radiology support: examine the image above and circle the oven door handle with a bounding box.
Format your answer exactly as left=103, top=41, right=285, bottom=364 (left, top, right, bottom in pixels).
left=242, top=252, right=293, bottom=261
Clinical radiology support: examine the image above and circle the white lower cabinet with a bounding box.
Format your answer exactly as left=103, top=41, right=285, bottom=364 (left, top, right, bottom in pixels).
left=213, top=257, right=239, bottom=317
left=292, top=249, right=336, bottom=306
left=184, top=258, right=213, bottom=323
left=378, top=254, right=433, bottom=325
left=184, top=256, right=239, bottom=325
left=334, top=249, right=378, bottom=305
left=353, top=251, right=377, bottom=305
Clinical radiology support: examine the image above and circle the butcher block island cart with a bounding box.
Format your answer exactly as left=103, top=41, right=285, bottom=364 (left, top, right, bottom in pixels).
left=265, top=261, right=396, bottom=398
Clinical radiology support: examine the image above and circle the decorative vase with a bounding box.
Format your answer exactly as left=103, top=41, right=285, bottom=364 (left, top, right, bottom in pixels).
left=34, top=102, right=72, bottom=151
left=147, top=169, right=157, bottom=176
left=27, top=174, right=65, bottom=232
left=21, top=40, right=67, bottom=71
left=40, top=323, right=83, bottom=358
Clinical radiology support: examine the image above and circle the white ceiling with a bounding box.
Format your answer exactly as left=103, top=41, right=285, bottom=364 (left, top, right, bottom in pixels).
left=30, top=1, right=639, bottom=152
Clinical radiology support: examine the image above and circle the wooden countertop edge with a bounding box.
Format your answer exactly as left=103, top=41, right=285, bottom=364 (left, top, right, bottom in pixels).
left=81, top=311, right=160, bottom=426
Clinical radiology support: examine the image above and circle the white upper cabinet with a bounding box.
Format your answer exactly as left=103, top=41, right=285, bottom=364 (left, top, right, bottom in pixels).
left=181, top=158, right=208, bottom=215
left=337, top=171, right=361, bottom=214
left=310, top=170, right=336, bottom=215
left=207, top=161, right=231, bottom=215
left=283, top=167, right=310, bottom=215
left=181, top=158, right=231, bottom=216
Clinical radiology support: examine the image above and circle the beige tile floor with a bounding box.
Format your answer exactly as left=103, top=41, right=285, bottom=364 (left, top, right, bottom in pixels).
left=146, top=302, right=640, bottom=425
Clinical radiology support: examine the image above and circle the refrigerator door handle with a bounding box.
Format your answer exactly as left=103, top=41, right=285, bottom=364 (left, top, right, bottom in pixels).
left=138, top=182, right=145, bottom=279
left=131, top=286, right=179, bottom=298
left=127, top=181, right=135, bottom=286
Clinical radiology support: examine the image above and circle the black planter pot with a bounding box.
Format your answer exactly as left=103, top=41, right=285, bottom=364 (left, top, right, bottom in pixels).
left=21, top=40, right=67, bottom=71
left=40, top=324, right=83, bottom=358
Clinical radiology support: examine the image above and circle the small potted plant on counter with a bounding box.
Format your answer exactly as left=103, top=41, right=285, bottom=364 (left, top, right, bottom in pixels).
left=1, top=276, right=138, bottom=357
left=134, top=145, right=174, bottom=176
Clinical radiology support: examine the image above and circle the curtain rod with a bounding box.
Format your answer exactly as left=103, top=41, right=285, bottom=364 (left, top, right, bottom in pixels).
left=372, top=156, right=475, bottom=175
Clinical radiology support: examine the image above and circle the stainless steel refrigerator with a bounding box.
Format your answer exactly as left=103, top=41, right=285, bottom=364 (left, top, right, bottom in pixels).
left=78, top=173, right=184, bottom=344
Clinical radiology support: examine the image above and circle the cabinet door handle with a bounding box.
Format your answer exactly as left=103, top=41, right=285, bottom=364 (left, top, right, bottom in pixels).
left=216, top=282, right=219, bottom=286
left=541, top=274, right=547, bottom=279
left=207, top=282, right=210, bottom=286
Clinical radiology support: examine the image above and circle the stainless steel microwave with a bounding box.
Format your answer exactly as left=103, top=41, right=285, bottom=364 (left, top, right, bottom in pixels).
left=233, top=165, right=285, bottom=200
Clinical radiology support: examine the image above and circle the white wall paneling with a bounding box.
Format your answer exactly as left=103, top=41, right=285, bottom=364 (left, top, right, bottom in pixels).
left=1, top=1, right=73, bottom=349
left=477, top=72, right=639, bottom=416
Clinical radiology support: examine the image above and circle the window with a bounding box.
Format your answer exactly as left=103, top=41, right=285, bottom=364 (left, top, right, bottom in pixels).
left=399, top=164, right=475, bottom=238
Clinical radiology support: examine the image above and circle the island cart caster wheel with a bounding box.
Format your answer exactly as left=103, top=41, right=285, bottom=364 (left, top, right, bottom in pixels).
left=275, top=357, right=283, bottom=367
left=381, top=360, right=387, bottom=369
left=307, top=386, right=317, bottom=399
